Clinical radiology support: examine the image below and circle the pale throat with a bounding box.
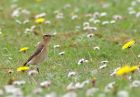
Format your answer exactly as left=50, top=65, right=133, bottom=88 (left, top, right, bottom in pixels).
left=43, top=39, right=50, bottom=45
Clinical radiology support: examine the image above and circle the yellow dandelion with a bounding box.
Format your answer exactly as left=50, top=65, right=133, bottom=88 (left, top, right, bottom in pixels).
left=116, top=65, right=131, bottom=76
left=130, top=65, right=139, bottom=72
left=116, top=65, right=140, bottom=76
left=122, top=40, right=135, bottom=50
left=17, top=66, right=30, bottom=72
left=35, top=17, right=45, bottom=24
left=19, top=47, right=29, bottom=52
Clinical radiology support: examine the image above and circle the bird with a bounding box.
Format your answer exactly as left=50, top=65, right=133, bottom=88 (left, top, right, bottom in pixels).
left=23, top=34, right=53, bottom=72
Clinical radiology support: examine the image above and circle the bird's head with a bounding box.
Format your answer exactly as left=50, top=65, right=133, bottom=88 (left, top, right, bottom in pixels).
left=43, top=34, right=53, bottom=43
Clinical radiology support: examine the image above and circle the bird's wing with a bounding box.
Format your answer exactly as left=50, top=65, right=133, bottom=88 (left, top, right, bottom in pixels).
left=23, top=44, right=44, bottom=66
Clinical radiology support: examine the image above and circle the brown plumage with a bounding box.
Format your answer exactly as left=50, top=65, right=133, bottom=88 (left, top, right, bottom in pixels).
left=23, top=34, right=52, bottom=72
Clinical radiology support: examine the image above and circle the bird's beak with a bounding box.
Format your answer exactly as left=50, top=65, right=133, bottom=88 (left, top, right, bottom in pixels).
left=43, top=34, right=55, bottom=37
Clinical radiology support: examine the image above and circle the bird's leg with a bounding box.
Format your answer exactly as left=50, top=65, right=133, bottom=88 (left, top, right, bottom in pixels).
left=36, top=65, right=40, bottom=73
left=37, top=68, right=39, bottom=73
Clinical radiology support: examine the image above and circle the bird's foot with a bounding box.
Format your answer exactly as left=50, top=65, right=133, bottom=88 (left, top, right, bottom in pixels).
left=36, top=68, right=39, bottom=73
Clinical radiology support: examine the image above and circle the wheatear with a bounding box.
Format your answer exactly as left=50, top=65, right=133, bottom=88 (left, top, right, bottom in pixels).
left=23, top=34, right=52, bottom=72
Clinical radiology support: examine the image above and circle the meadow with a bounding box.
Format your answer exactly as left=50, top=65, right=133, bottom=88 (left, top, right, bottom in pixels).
left=0, top=0, right=140, bottom=97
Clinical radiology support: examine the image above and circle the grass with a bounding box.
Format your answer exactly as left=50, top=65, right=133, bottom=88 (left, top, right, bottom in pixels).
left=0, top=0, right=140, bottom=97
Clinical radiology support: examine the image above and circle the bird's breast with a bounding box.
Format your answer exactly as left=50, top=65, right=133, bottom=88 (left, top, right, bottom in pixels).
left=29, top=47, right=48, bottom=65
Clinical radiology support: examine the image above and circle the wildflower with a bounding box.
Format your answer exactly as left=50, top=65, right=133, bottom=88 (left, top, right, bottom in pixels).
left=122, top=40, right=135, bottom=49
left=75, top=25, right=81, bottom=30
left=130, top=80, right=140, bottom=88
left=102, top=3, right=110, bottom=8
left=45, top=20, right=51, bottom=24
left=99, top=60, right=108, bottom=69
left=113, top=15, right=122, bottom=20
left=53, top=44, right=60, bottom=48
left=117, top=90, right=129, bottom=97
left=45, top=92, right=57, bottom=97
left=110, top=67, right=120, bottom=76
left=136, top=12, right=140, bottom=17
left=99, top=64, right=107, bottom=69
left=15, top=19, right=22, bottom=24
left=59, top=51, right=65, bottom=55
left=87, top=33, right=94, bottom=38
left=89, top=18, right=94, bottom=22
left=66, top=82, right=76, bottom=90
left=131, top=1, right=137, bottom=6
left=68, top=71, right=76, bottom=77
left=86, top=88, right=99, bottom=97
left=13, top=80, right=26, bottom=86
left=62, top=91, right=77, bottom=97
left=110, top=20, right=116, bottom=24
left=102, top=21, right=109, bottom=25
left=71, top=15, right=78, bottom=20
left=0, top=29, right=2, bottom=34
left=7, top=69, right=14, bottom=74
left=33, top=88, right=42, bottom=94
left=93, top=46, right=100, bottom=50
left=98, top=93, right=106, bottom=97
left=116, top=65, right=139, bottom=76
left=104, top=81, right=116, bottom=92
left=129, top=65, right=139, bottom=72
left=128, top=7, right=133, bottom=11
left=93, top=19, right=100, bottom=24
left=40, top=80, right=51, bottom=88
left=129, top=10, right=136, bottom=15
left=52, top=31, right=57, bottom=35
left=64, top=4, right=71, bottom=9
left=28, top=70, right=38, bottom=76
left=23, top=19, right=29, bottom=24
left=21, top=9, right=30, bottom=16
left=83, top=26, right=97, bottom=31
left=78, top=58, right=88, bottom=65
left=74, top=82, right=83, bottom=89
left=93, top=12, right=100, bottom=18
left=35, top=13, right=46, bottom=19
left=91, top=69, right=98, bottom=75
left=83, top=22, right=90, bottom=27
left=116, top=65, right=130, bottom=76
left=86, top=13, right=92, bottom=16
left=128, top=76, right=132, bottom=81
left=54, top=10, right=59, bottom=14
left=17, top=66, right=30, bottom=72
left=100, top=12, right=107, bottom=17
left=0, top=89, right=3, bottom=96
left=100, top=60, right=109, bottom=64
left=4, top=85, right=22, bottom=95
left=56, top=13, right=64, bottom=19
left=35, top=17, right=45, bottom=24
left=75, top=81, right=89, bottom=89
left=19, top=47, right=29, bottom=52
left=66, top=80, right=89, bottom=90
left=11, top=8, right=20, bottom=17
left=24, top=25, right=36, bottom=34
